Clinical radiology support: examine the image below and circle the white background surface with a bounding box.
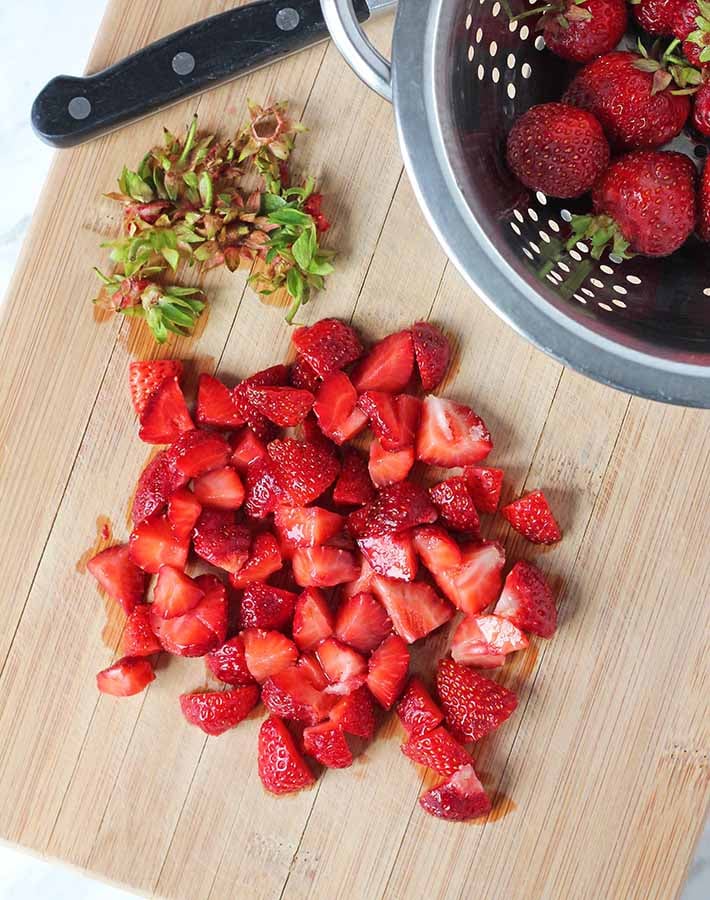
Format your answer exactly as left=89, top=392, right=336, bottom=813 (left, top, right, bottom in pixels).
left=0, top=2, right=706, bottom=898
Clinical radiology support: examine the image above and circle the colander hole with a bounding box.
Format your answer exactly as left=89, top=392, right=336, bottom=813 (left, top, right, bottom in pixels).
left=548, top=219, right=560, bottom=232
left=558, top=261, right=570, bottom=272
left=507, top=53, right=515, bottom=68
left=468, top=45, right=475, bottom=61
left=609, top=253, right=624, bottom=264
left=493, top=1, right=501, bottom=15
left=529, top=242, right=541, bottom=254
left=612, top=285, right=627, bottom=295
left=694, top=144, right=708, bottom=159
left=539, top=230, right=551, bottom=243
left=534, top=35, right=545, bottom=50
left=612, top=299, right=627, bottom=308
left=704, top=287, right=710, bottom=297
left=626, top=275, right=641, bottom=285
left=535, top=191, right=547, bottom=205
left=574, top=294, right=587, bottom=304
left=582, top=287, right=595, bottom=297
left=511, top=222, right=521, bottom=235
left=598, top=303, right=612, bottom=312
left=490, top=41, right=498, bottom=56
left=569, top=250, right=582, bottom=261
left=514, top=210, right=524, bottom=223
left=561, top=209, right=572, bottom=222
left=521, top=63, right=532, bottom=79
left=520, top=25, right=530, bottom=39
left=528, top=207, right=539, bottom=221
left=509, top=20, right=518, bottom=31
left=546, top=273, right=559, bottom=284
left=507, top=83, right=517, bottom=98
left=494, top=67, right=503, bottom=82
left=600, top=265, right=614, bottom=275
left=466, top=13, right=472, bottom=28
left=576, top=242, right=589, bottom=253
left=590, top=278, right=604, bottom=288
left=523, top=247, right=534, bottom=259
left=476, top=27, right=483, bottom=43
left=478, top=64, right=485, bottom=80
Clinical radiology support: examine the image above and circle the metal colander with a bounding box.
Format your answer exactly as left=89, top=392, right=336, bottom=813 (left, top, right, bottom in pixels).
left=323, top=0, right=710, bottom=407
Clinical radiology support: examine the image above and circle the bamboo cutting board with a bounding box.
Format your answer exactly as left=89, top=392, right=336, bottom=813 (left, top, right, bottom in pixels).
left=0, top=3, right=708, bottom=898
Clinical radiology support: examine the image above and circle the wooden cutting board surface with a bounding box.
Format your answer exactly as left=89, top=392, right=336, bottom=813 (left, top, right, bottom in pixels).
left=0, top=3, right=708, bottom=898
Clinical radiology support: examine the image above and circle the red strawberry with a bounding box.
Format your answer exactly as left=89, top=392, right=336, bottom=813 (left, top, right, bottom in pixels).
left=495, top=561, right=557, bottom=637
left=262, top=666, right=336, bottom=724
left=87, top=544, right=146, bottom=614
left=129, top=360, right=183, bottom=416
left=192, top=466, right=245, bottom=510
left=317, top=638, right=367, bottom=694
left=292, top=588, right=335, bottom=651
left=417, top=395, right=492, bottom=468
left=244, top=457, right=284, bottom=519
left=672, top=0, right=710, bottom=68
left=411, top=322, right=451, bottom=391
left=290, top=354, right=321, bottom=392
left=699, top=159, right=710, bottom=241
left=180, top=686, right=260, bottom=735
left=419, top=764, right=492, bottom=821
left=303, top=721, right=353, bottom=768
left=229, top=532, right=282, bottom=587
left=368, top=438, right=414, bottom=487
left=233, top=365, right=289, bottom=442
left=334, top=591, right=392, bottom=653
left=371, top=576, right=453, bottom=643
left=451, top=614, right=529, bottom=668
left=195, top=373, right=244, bottom=428
left=358, top=392, right=421, bottom=452
left=396, top=677, right=444, bottom=736
left=151, top=575, right=227, bottom=657
left=351, top=330, right=414, bottom=393
left=501, top=489, right=562, bottom=544
left=258, top=716, right=315, bottom=794
left=329, top=685, right=377, bottom=739
left=401, top=725, right=471, bottom=776
left=632, top=0, right=679, bottom=35
left=139, top=376, right=194, bottom=445
left=247, top=385, right=314, bottom=427
left=367, top=634, right=409, bottom=709
left=230, top=428, right=267, bottom=473
left=168, top=429, right=231, bottom=480
left=303, top=192, right=331, bottom=233
left=239, top=583, right=297, bottom=631
left=563, top=52, right=690, bottom=151
left=464, top=466, right=504, bottom=514
left=292, top=318, right=363, bottom=378
left=541, top=0, right=627, bottom=64
left=412, top=526, right=462, bottom=573
left=132, top=449, right=186, bottom=525
left=693, top=82, right=710, bottom=136
left=429, top=477, right=480, bottom=533
left=122, top=604, right=162, bottom=657
left=346, top=481, right=438, bottom=538
left=274, top=505, right=344, bottom=550
left=333, top=447, right=376, bottom=506
left=313, top=371, right=368, bottom=444
left=292, top=546, right=360, bottom=587
left=357, top=532, right=418, bottom=582
left=167, top=487, right=202, bottom=541
left=96, top=656, right=155, bottom=697
left=242, top=628, right=298, bottom=682
left=268, top=438, right=340, bottom=506
left=206, top=635, right=255, bottom=685
left=436, top=657, right=518, bottom=742
left=434, top=541, right=505, bottom=615
left=297, top=651, right=330, bottom=690
left=153, top=566, right=205, bottom=619
left=129, top=513, right=188, bottom=574
left=192, top=508, right=250, bottom=574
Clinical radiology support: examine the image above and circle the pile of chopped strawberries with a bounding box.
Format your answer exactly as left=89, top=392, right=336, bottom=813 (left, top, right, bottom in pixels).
left=88, top=318, right=562, bottom=821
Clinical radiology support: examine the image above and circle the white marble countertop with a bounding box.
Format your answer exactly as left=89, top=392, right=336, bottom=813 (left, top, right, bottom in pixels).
left=0, top=2, right=706, bottom=898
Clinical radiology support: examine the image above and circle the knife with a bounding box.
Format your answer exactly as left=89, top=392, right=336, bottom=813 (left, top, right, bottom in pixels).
left=31, top=0, right=396, bottom=148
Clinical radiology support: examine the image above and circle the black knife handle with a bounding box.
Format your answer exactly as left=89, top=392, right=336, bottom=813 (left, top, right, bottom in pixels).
left=32, top=0, right=371, bottom=148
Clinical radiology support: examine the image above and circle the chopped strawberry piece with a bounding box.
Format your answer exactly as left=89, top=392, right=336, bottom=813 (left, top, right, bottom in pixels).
left=370, top=576, right=453, bottom=644
left=351, top=330, right=414, bottom=393
left=132, top=449, right=186, bottom=525
left=192, top=466, right=245, bottom=510
left=495, top=560, right=557, bottom=637
left=313, top=371, right=368, bottom=444
left=229, top=428, right=267, bottom=473
left=357, top=532, right=418, bottom=581
left=436, top=657, right=517, bottom=742
left=129, top=360, right=183, bottom=416
left=96, top=656, right=155, bottom=697
left=268, top=438, right=340, bottom=506
left=501, top=489, right=562, bottom=544
left=166, top=430, right=231, bottom=482
left=167, top=487, right=202, bottom=541
left=292, top=546, right=360, bottom=588
left=316, top=638, right=367, bottom=694
left=239, top=583, right=297, bottom=631
left=139, top=376, right=194, bottom=445
left=233, top=366, right=288, bottom=442
left=368, top=439, right=414, bottom=487
left=242, top=628, right=298, bottom=682
left=411, top=322, right=450, bottom=391
left=297, top=651, right=330, bottom=690
left=346, top=481, right=438, bottom=538
left=367, top=634, right=409, bottom=709
left=419, top=764, right=491, bottom=821
left=274, top=505, right=344, bottom=550
left=195, top=373, right=244, bottom=428
left=258, top=716, right=315, bottom=794
left=129, top=513, right=189, bottom=574
left=358, top=392, right=421, bottom=452
left=401, top=725, right=471, bottom=776
left=416, top=395, right=492, bottom=467
left=247, top=385, right=314, bottom=427
left=434, top=541, right=505, bottom=615
left=329, top=685, right=377, bottom=738
left=396, top=676, right=444, bottom=735
left=292, top=318, right=363, bottom=378
left=262, top=666, right=335, bottom=724
left=87, top=544, right=146, bottom=614
left=244, top=457, right=284, bottom=519
left=229, top=532, right=282, bottom=587
left=303, top=721, right=353, bottom=768
left=412, top=526, right=462, bottom=572
left=429, top=477, right=480, bottom=533
left=303, top=192, right=331, bottom=233
left=151, top=574, right=227, bottom=657
left=300, top=411, right=335, bottom=450
left=452, top=614, right=529, bottom=668
left=334, top=591, right=392, bottom=653
left=153, top=565, right=205, bottom=619
left=206, top=635, right=255, bottom=686
left=192, top=508, right=250, bottom=574
left=292, top=587, right=335, bottom=651
left=333, top=447, right=376, bottom=506
left=180, top=686, right=259, bottom=735
left=290, top=354, right=321, bottom=392
left=464, top=466, right=504, bottom=514
left=340, top=556, right=377, bottom=600
left=122, top=604, right=162, bottom=657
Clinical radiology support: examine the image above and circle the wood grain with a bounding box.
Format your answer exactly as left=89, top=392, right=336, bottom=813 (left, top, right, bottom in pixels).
left=0, top=2, right=708, bottom=899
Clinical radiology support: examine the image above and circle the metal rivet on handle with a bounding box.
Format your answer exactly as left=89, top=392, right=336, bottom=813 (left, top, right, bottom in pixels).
left=68, top=96, right=91, bottom=120
left=172, top=52, right=196, bottom=75
left=276, top=7, right=300, bottom=31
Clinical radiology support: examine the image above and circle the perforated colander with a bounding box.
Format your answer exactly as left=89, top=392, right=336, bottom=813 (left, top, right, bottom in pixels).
left=323, top=0, right=710, bottom=407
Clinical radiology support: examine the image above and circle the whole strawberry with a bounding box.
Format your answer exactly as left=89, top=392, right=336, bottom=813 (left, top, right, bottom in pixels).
left=541, top=0, right=627, bottom=63
left=693, top=81, right=710, bottom=134
left=631, top=0, right=681, bottom=35
left=698, top=160, right=710, bottom=240
left=672, top=0, right=710, bottom=68
left=506, top=103, right=610, bottom=198
left=563, top=51, right=691, bottom=149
